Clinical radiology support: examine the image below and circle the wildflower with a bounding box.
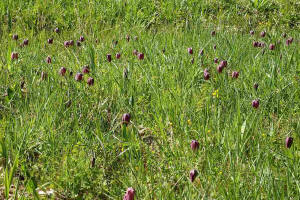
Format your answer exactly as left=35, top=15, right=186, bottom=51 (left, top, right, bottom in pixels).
left=285, top=137, right=293, bottom=148
left=123, top=187, right=135, bottom=200
left=190, top=140, right=199, bottom=151
left=122, top=113, right=131, bottom=125
left=212, top=89, right=219, bottom=98
left=190, top=169, right=198, bottom=182
left=252, top=99, right=259, bottom=109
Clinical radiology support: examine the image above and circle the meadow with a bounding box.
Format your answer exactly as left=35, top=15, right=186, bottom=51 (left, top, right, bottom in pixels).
left=0, top=0, right=300, bottom=199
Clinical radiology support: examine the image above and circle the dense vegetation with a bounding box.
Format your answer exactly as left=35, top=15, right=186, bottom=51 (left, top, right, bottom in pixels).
left=0, top=0, right=299, bottom=199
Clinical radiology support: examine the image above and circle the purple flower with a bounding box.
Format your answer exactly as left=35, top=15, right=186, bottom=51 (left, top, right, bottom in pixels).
left=285, top=137, right=293, bottom=148
left=107, top=54, right=112, bottom=62
left=82, top=66, right=90, bottom=74
left=79, top=36, right=85, bottom=42
left=116, top=53, right=121, bottom=59
left=252, top=99, right=259, bottom=109
left=217, top=65, right=224, bottom=73
left=11, top=52, right=18, bottom=60
left=46, top=56, right=52, bottom=64
left=253, top=41, right=259, bottom=47
left=232, top=71, right=239, bottom=79
left=250, top=30, right=254, bottom=35
left=12, top=34, right=18, bottom=40
left=122, top=113, right=131, bottom=125
left=75, top=73, right=83, bottom=81
left=286, top=37, right=293, bottom=46
left=23, top=39, right=29, bottom=46
left=269, top=44, right=275, bottom=50
left=188, top=47, right=193, bottom=55
left=204, top=69, right=210, bottom=80
left=87, top=77, right=94, bottom=86
left=138, top=53, right=144, bottom=60
left=133, top=49, right=138, bottom=56
left=189, top=169, right=198, bottom=182
left=48, top=38, right=53, bottom=44
left=220, top=60, right=227, bottom=68
left=260, top=31, right=266, bottom=37
left=214, top=58, right=219, bottom=63
left=54, top=27, right=60, bottom=33
left=123, top=187, right=135, bottom=200
left=60, top=67, right=66, bottom=76
left=190, top=140, right=200, bottom=151
left=64, top=41, right=70, bottom=47
left=69, top=40, right=74, bottom=46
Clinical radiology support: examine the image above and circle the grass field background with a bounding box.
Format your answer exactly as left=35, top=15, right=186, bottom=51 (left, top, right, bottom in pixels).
left=0, top=0, right=299, bottom=199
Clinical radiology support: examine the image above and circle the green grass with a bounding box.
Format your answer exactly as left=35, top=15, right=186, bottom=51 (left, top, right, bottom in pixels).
left=0, top=0, right=300, bottom=199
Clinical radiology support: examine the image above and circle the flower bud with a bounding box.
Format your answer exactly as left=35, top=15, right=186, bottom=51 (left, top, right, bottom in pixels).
left=285, top=137, right=293, bottom=148
left=190, top=140, right=200, bottom=151
left=123, top=187, right=135, bottom=200
left=122, top=113, right=131, bottom=125
left=252, top=99, right=259, bottom=109
left=190, top=169, right=198, bottom=182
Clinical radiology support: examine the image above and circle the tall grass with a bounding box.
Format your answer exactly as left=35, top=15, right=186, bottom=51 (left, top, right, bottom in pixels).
left=0, top=0, right=299, bottom=199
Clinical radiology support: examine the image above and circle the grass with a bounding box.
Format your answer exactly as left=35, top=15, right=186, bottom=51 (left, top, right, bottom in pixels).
left=0, top=0, right=300, bottom=199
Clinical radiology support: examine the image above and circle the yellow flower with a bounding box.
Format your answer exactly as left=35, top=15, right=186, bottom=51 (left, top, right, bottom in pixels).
left=207, top=130, right=211, bottom=134
left=187, top=119, right=192, bottom=126
left=212, top=89, right=219, bottom=98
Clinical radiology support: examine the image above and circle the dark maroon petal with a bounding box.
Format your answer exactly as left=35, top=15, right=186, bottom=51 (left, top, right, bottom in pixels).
left=122, top=113, right=131, bottom=125
left=285, top=137, right=293, bottom=148
left=232, top=71, right=239, bottom=79
left=190, top=140, right=200, bottom=151
left=79, top=36, right=85, bottom=42
left=75, top=73, right=83, bottom=81
left=60, top=67, right=66, bottom=76
left=87, top=77, right=94, bottom=86
left=269, top=44, right=275, bottom=50
left=252, top=99, right=259, bottom=109
left=189, top=169, right=198, bottom=182
left=123, top=187, right=135, bottom=200
left=138, top=53, right=144, bottom=60
left=82, top=66, right=90, bottom=74
left=107, top=54, right=112, bottom=62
